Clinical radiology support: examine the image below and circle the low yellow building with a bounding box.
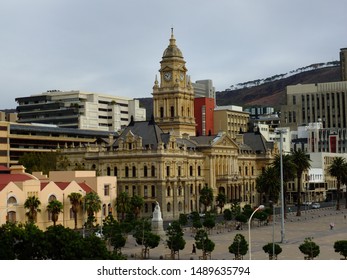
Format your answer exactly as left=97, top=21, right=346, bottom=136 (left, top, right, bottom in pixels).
left=0, top=165, right=116, bottom=230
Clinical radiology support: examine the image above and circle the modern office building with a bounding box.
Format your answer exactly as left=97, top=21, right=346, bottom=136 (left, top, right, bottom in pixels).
left=192, top=79, right=216, bottom=99
left=0, top=121, right=116, bottom=167
left=213, top=105, right=250, bottom=139
left=280, top=81, right=347, bottom=130
left=194, top=97, right=215, bottom=136
left=281, top=47, right=347, bottom=131
left=15, top=90, right=146, bottom=132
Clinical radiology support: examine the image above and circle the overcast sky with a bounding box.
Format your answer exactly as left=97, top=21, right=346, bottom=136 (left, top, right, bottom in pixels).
left=1, top=0, right=346, bottom=109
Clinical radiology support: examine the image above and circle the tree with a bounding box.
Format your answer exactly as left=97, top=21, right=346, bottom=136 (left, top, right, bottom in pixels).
left=46, top=199, right=63, bottom=226
left=24, top=196, right=41, bottom=223
left=102, top=216, right=127, bottom=254
left=256, top=166, right=280, bottom=204
left=299, top=237, right=320, bottom=260
left=194, top=229, right=215, bottom=259
left=262, top=242, right=282, bottom=260
left=133, top=219, right=160, bottom=259
left=334, top=240, right=347, bottom=259
left=130, top=195, right=144, bottom=219
left=85, top=192, right=101, bottom=227
left=166, top=220, right=186, bottom=259
left=116, top=191, right=130, bottom=221
left=68, top=192, right=83, bottom=229
left=199, top=186, right=214, bottom=212
left=228, top=233, right=248, bottom=260
left=328, top=157, right=347, bottom=211
left=291, top=149, right=311, bottom=216
left=216, top=192, right=227, bottom=214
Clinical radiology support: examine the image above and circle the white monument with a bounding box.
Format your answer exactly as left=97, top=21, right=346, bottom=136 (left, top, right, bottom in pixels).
left=151, top=201, right=165, bottom=237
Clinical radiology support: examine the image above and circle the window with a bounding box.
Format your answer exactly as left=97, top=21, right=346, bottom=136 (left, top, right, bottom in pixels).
left=189, top=166, right=193, bottom=176
left=198, top=166, right=201, bottom=176
left=151, top=185, right=156, bottom=197
left=178, top=166, right=181, bottom=177
left=104, top=184, right=110, bottom=196
left=151, top=165, right=156, bottom=177
left=114, top=166, right=118, bottom=176
left=144, top=186, right=148, bottom=198
left=167, top=186, right=171, bottom=197
left=166, top=166, right=170, bottom=177
left=167, top=202, right=171, bottom=212
left=144, top=166, right=148, bottom=177
left=170, top=106, right=174, bottom=117
left=132, top=166, right=136, bottom=177
left=125, top=166, right=129, bottom=177
left=160, top=107, right=164, bottom=118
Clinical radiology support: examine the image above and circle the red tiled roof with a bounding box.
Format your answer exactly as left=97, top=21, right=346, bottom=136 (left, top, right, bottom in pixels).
left=0, top=174, right=35, bottom=191
left=0, top=165, right=10, bottom=171
left=40, top=181, right=93, bottom=193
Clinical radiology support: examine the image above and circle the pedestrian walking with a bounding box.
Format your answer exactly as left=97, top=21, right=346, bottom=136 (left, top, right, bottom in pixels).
left=192, top=243, right=196, bottom=254
left=330, top=222, right=334, bottom=230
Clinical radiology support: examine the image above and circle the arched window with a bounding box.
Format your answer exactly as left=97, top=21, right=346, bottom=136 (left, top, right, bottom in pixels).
left=151, top=185, right=156, bottom=197
left=178, top=201, right=182, bottom=212
left=167, top=202, right=171, bottom=212
left=125, top=166, right=129, bottom=177
left=151, top=165, right=156, bottom=177
left=144, top=165, right=148, bottom=177
left=114, top=166, right=118, bottom=176
left=47, top=195, right=57, bottom=220
left=107, top=167, right=111, bottom=176
left=132, top=166, right=136, bottom=177
left=167, top=186, right=171, bottom=197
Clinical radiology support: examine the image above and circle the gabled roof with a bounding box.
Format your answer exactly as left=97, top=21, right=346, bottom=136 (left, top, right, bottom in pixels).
left=41, top=181, right=93, bottom=193
left=113, top=119, right=170, bottom=149
left=0, top=173, right=36, bottom=191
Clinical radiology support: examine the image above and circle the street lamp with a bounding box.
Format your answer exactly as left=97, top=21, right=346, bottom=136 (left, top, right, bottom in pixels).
left=276, top=128, right=287, bottom=243
left=248, top=204, right=265, bottom=260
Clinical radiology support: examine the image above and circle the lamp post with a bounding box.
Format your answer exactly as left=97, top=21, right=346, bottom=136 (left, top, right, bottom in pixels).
left=248, top=204, right=265, bottom=260
left=276, top=128, right=287, bottom=243
left=269, top=200, right=275, bottom=259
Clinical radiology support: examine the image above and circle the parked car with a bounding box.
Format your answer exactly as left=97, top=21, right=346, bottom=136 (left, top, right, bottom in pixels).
left=311, top=202, right=321, bottom=209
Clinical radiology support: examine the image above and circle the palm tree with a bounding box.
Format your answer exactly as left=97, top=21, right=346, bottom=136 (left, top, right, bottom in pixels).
left=68, top=192, right=83, bottom=229
left=85, top=192, right=101, bottom=227
left=46, top=199, right=63, bottom=226
left=328, top=157, right=347, bottom=211
left=255, top=166, right=280, bottom=204
left=130, top=195, right=144, bottom=219
left=116, top=192, right=130, bottom=221
left=24, top=196, right=41, bottom=223
left=291, top=149, right=311, bottom=216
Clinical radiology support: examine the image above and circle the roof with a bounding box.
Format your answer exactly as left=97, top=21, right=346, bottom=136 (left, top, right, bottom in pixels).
left=0, top=173, right=36, bottom=190
left=40, top=181, right=93, bottom=193
left=243, top=132, right=273, bottom=154
left=114, top=119, right=170, bottom=149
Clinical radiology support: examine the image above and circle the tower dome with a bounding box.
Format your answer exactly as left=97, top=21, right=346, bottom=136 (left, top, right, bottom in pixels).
left=162, top=29, right=183, bottom=59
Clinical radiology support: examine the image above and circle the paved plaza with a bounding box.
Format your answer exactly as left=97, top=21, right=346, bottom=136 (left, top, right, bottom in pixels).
left=122, top=207, right=347, bottom=260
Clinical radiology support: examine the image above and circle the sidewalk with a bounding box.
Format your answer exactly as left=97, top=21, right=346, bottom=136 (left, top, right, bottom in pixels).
left=122, top=207, right=347, bottom=260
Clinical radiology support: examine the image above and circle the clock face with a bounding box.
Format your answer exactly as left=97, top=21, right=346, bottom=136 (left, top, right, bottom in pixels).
left=164, top=72, right=172, bottom=81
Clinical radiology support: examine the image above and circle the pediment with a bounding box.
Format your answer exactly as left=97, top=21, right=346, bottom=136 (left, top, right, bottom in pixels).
left=211, top=133, right=239, bottom=149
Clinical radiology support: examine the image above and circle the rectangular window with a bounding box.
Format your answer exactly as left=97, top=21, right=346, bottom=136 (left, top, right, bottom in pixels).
left=104, top=185, right=110, bottom=196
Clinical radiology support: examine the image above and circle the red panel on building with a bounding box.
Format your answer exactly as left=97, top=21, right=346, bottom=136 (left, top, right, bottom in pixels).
left=194, top=98, right=215, bottom=136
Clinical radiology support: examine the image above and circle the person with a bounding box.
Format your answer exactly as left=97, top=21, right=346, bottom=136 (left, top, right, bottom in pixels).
left=330, top=222, right=334, bottom=230
left=192, top=243, right=196, bottom=254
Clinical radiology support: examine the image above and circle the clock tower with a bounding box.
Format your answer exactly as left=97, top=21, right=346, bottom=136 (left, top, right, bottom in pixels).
left=152, top=29, right=196, bottom=137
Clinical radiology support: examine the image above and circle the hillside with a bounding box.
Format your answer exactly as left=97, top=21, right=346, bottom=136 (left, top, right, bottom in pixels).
left=216, top=66, right=341, bottom=109
left=138, top=65, right=341, bottom=118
